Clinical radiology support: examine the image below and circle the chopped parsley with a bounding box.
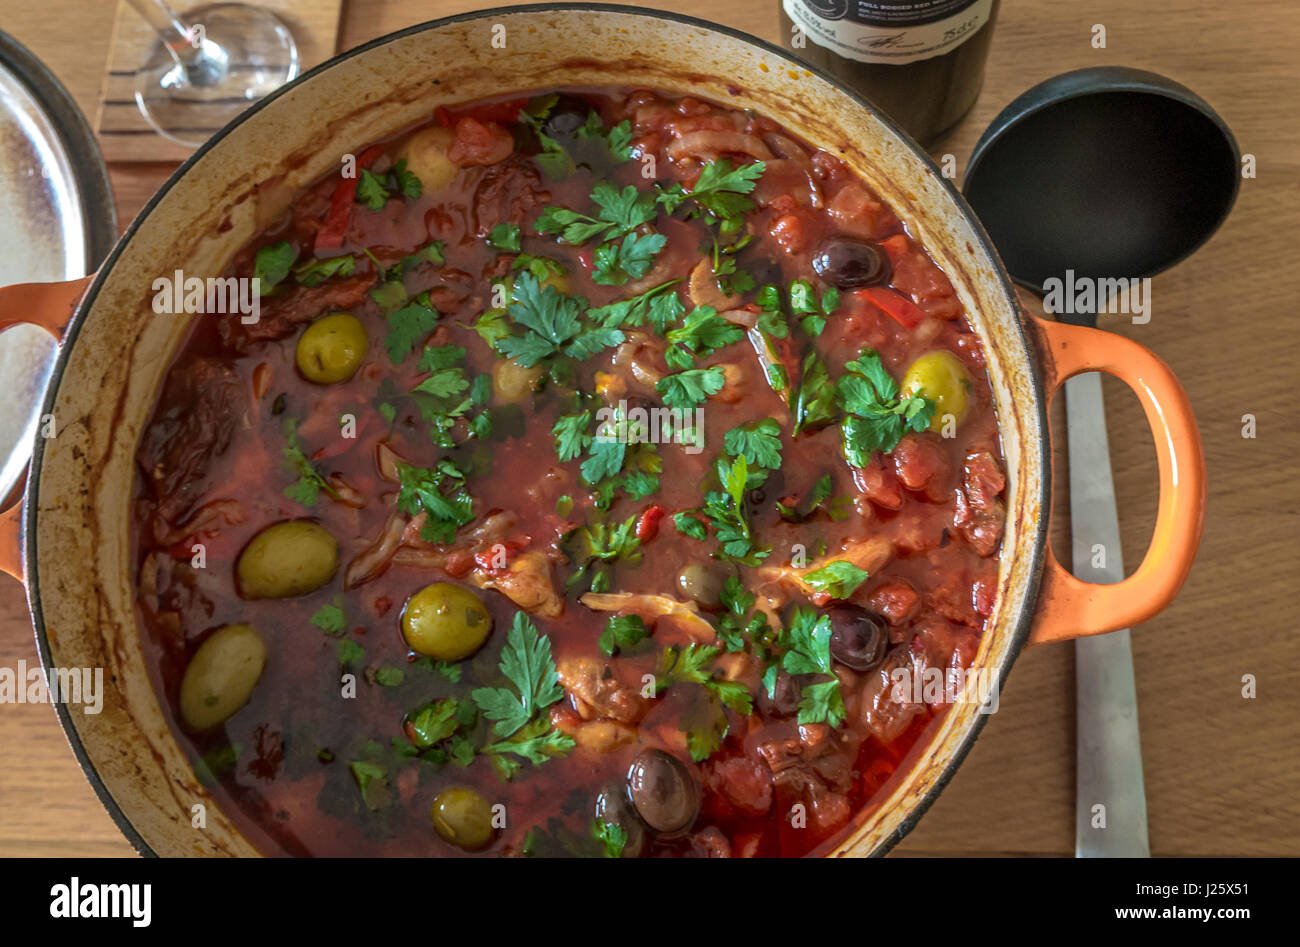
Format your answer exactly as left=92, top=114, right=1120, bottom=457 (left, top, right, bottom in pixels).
left=598, top=614, right=650, bottom=657
left=588, top=280, right=684, bottom=332
left=470, top=613, right=573, bottom=777
left=792, top=350, right=838, bottom=434
left=837, top=348, right=934, bottom=463
left=655, top=366, right=726, bottom=410
left=487, top=222, right=522, bottom=252
left=592, top=819, right=629, bottom=858
left=281, top=418, right=339, bottom=506
left=801, top=560, right=869, bottom=600
left=385, top=296, right=439, bottom=364
left=495, top=271, right=624, bottom=368
left=658, top=158, right=766, bottom=232
left=676, top=454, right=771, bottom=566
left=722, top=418, right=783, bottom=471
left=536, top=182, right=657, bottom=246
left=562, top=513, right=642, bottom=594
left=664, top=306, right=745, bottom=370
left=293, top=254, right=355, bottom=287
left=357, top=159, right=422, bottom=210
left=394, top=459, right=475, bottom=544
left=576, top=110, right=634, bottom=163
left=775, top=473, right=852, bottom=523
left=592, top=231, right=667, bottom=285
left=253, top=240, right=297, bottom=295
left=771, top=607, right=846, bottom=728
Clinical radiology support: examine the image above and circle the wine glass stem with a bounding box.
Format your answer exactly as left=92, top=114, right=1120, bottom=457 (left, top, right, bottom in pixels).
left=126, top=0, right=229, bottom=87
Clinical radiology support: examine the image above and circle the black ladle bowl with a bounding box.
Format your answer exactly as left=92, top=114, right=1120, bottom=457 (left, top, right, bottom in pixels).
left=963, top=66, right=1240, bottom=300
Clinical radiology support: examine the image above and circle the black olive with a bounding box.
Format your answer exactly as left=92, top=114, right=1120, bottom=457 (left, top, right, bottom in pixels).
left=594, top=785, right=646, bottom=858
left=827, top=604, right=889, bottom=671
left=811, top=237, right=891, bottom=289
left=757, top=669, right=800, bottom=717
left=541, top=95, right=592, bottom=141
left=626, top=748, right=699, bottom=835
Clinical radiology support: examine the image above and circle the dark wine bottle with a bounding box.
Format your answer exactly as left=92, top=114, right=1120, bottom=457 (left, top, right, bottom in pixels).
left=779, top=0, right=1000, bottom=147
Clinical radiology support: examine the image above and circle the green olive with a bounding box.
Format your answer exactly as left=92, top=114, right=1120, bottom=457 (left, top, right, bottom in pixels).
left=493, top=358, right=543, bottom=403
left=431, top=786, right=496, bottom=850
left=900, top=350, right=972, bottom=432
left=676, top=562, right=730, bottom=610
left=296, top=312, right=368, bottom=384
left=237, top=520, right=338, bottom=599
left=179, top=623, right=267, bottom=731
left=401, top=582, right=493, bottom=660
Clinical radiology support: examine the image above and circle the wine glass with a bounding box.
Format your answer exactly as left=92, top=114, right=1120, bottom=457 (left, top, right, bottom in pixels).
left=126, top=0, right=299, bottom=149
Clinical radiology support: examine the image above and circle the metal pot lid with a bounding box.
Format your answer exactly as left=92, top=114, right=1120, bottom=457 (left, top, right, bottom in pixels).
left=0, top=31, right=117, bottom=504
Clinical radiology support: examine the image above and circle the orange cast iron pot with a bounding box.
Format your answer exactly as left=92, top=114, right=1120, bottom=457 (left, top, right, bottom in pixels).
left=0, top=4, right=1204, bottom=857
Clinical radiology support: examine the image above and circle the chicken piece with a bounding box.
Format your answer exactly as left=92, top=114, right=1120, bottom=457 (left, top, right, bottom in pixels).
left=556, top=656, right=649, bottom=723
left=756, top=535, right=893, bottom=605
left=469, top=550, right=564, bottom=617
left=580, top=592, right=716, bottom=641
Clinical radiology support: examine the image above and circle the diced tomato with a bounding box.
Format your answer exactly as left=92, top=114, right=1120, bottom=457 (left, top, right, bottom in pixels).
left=314, top=144, right=385, bottom=253
left=436, top=97, right=529, bottom=128
left=868, top=579, right=919, bottom=625
left=446, top=117, right=516, bottom=167
left=878, top=233, right=910, bottom=267
left=853, top=287, right=926, bottom=329
left=635, top=504, right=666, bottom=542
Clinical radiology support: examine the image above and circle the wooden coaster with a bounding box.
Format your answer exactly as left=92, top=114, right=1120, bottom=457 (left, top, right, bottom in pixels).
left=94, top=0, right=343, bottom=163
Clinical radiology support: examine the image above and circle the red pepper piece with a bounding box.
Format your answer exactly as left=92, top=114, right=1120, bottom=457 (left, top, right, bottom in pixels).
left=314, top=144, right=386, bottom=253
left=854, top=287, right=926, bottom=329
left=636, top=504, right=666, bottom=542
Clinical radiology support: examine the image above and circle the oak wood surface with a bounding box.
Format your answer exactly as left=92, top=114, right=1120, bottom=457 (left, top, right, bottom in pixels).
left=0, top=0, right=1295, bottom=857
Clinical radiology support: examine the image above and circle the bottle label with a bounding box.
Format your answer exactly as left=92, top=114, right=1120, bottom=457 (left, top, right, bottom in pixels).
left=784, top=0, right=995, bottom=65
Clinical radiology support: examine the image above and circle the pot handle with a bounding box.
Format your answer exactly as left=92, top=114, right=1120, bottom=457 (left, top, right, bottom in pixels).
left=1027, top=314, right=1205, bottom=645
left=0, top=276, right=93, bottom=583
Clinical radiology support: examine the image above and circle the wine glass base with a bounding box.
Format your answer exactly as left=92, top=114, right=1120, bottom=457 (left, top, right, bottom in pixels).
left=134, top=3, right=299, bottom=149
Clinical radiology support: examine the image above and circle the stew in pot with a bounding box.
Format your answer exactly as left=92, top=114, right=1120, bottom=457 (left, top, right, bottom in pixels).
left=133, top=87, right=1006, bottom=857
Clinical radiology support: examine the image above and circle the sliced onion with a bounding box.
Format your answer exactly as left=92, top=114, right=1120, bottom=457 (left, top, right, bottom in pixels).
left=667, top=130, right=773, bottom=164
left=345, top=510, right=406, bottom=588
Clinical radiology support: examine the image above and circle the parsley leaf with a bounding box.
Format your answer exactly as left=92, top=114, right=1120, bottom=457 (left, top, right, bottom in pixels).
left=394, top=460, right=475, bottom=544
left=658, top=159, right=766, bottom=227
left=357, top=159, right=422, bottom=211
left=593, top=819, right=628, bottom=858
left=678, top=454, right=771, bottom=565
left=253, top=241, right=298, bottom=295
left=592, top=231, right=667, bottom=285
left=598, top=614, right=650, bottom=657
left=801, top=560, right=869, bottom=600
left=552, top=410, right=592, bottom=463
left=588, top=280, right=684, bottom=332
left=497, top=271, right=624, bottom=368
left=664, top=306, right=744, bottom=369
left=310, top=602, right=346, bottom=636
left=837, top=348, right=935, bottom=462
left=723, top=418, right=783, bottom=470
left=487, top=222, right=522, bottom=252
left=293, top=254, right=356, bottom=287
left=777, top=607, right=846, bottom=727
left=656, top=366, right=725, bottom=410
left=793, top=350, right=838, bottom=434
left=386, top=298, right=439, bottom=364
left=562, top=513, right=642, bottom=593
left=471, top=612, right=565, bottom=738
left=281, top=418, right=339, bottom=506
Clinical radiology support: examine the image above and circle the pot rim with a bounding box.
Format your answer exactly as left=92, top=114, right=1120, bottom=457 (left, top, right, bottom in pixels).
left=25, top=2, right=1049, bottom=858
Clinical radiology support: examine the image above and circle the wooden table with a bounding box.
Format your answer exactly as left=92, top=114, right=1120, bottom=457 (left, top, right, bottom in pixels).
left=2, top=0, right=1297, bottom=857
